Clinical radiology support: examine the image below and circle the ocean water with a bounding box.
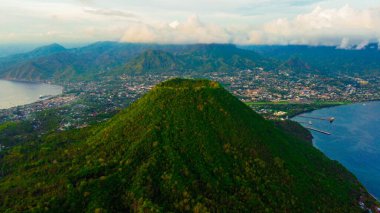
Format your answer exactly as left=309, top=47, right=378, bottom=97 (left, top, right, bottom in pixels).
left=293, top=102, right=380, bottom=200
left=0, top=79, right=62, bottom=109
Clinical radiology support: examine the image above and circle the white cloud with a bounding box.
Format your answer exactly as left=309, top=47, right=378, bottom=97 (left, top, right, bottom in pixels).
left=83, top=7, right=138, bottom=19
left=120, top=15, right=234, bottom=44
left=355, top=40, right=369, bottom=50
left=120, top=5, right=380, bottom=46
left=2, top=1, right=380, bottom=46
left=248, top=5, right=380, bottom=46
left=169, top=21, right=180, bottom=29
left=338, top=37, right=351, bottom=49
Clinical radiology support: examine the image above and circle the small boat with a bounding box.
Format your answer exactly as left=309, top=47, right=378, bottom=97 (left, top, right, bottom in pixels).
left=39, top=95, right=52, bottom=100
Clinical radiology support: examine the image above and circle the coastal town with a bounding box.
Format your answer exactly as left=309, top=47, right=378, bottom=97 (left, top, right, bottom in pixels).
left=1, top=69, right=380, bottom=131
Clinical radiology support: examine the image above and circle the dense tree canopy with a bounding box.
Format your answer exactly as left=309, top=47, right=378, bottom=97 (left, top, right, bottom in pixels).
left=0, top=79, right=377, bottom=212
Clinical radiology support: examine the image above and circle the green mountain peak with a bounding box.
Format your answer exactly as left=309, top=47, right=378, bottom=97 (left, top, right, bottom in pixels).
left=0, top=78, right=378, bottom=212
left=155, top=78, right=221, bottom=89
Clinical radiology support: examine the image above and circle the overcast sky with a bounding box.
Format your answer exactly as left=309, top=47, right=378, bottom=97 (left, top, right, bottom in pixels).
left=1, top=0, right=380, bottom=46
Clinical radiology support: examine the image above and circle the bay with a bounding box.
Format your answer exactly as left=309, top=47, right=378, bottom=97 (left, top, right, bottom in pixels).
left=0, top=79, right=62, bottom=109
left=293, top=101, right=380, bottom=200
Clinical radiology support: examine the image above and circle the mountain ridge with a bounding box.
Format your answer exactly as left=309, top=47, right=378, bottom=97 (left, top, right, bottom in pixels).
left=0, top=43, right=270, bottom=81
left=2, top=42, right=380, bottom=82
left=244, top=44, right=380, bottom=75
left=122, top=44, right=270, bottom=74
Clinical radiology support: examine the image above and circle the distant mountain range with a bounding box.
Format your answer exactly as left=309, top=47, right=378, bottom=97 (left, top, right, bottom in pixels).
left=0, top=42, right=153, bottom=81
left=0, top=42, right=272, bottom=81
left=121, top=44, right=270, bottom=75
left=0, top=42, right=380, bottom=82
left=244, top=43, right=380, bottom=75
left=0, top=79, right=378, bottom=211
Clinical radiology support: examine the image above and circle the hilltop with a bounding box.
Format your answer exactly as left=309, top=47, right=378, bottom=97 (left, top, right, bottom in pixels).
left=0, top=79, right=378, bottom=212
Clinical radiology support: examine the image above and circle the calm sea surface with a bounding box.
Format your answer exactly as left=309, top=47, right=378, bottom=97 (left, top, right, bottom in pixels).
left=0, top=79, right=62, bottom=109
left=293, top=102, right=380, bottom=200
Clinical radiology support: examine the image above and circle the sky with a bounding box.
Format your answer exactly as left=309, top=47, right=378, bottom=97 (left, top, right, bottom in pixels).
left=1, top=0, right=380, bottom=47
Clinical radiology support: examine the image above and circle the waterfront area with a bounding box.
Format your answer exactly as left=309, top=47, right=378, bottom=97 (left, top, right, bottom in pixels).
left=1, top=69, right=380, bottom=130
left=0, top=80, right=62, bottom=109
left=293, top=101, right=380, bottom=201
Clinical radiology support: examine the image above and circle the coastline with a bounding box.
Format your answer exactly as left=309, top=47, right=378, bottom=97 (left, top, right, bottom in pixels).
left=0, top=95, right=61, bottom=111
left=1, top=78, right=46, bottom=84
left=0, top=78, right=61, bottom=86
left=0, top=80, right=63, bottom=110
left=292, top=100, right=380, bottom=203
left=288, top=103, right=348, bottom=119
left=289, top=99, right=380, bottom=119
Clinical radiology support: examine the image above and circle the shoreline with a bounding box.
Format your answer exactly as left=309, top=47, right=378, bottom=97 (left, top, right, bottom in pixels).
left=292, top=100, right=380, bottom=203
left=288, top=103, right=348, bottom=119
left=0, top=80, right=64, bottom=111
left=0, top=93, right=63, bottom=111
left=289, top=99, right=380, bottom=119
left=0, top=78, right=66, bottom=90
left=0, top=78, right=48, bottom=84
left=0, top=78, right=63, bottom=88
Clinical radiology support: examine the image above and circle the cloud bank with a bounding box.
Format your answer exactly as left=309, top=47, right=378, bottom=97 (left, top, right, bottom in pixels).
left=83, top=7, right=138, bottom=19
left=120, top=5, right=380, bottom=47
left=2, top=1, right=380, bottom=47
left=120, top=15, right=234, bottom=44
left=253, top=5, right=380, bottom=46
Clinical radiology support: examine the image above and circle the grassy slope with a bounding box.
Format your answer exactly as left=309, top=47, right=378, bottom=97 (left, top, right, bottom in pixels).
left=0, top=79, right=377, bottom=212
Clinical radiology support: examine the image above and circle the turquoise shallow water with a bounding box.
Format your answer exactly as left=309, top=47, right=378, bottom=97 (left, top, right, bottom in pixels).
left=0, top=79, right=62, bottom=109
left=293, top=102, right=380, bottom=200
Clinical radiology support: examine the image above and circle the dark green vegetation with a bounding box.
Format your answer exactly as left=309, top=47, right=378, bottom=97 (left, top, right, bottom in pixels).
left=0, top=79, right=378, bottom=212
left=273, top=120, right=313, bottom=143
left=0, top=109, right=61, bottom=148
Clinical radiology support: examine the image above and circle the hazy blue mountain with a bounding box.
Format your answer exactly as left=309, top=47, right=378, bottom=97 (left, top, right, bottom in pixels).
left=0, top=42, right=149, bottom=81
left=0, top=44, right=67, bottom=73
left=0, top=43, right=271, bottom=81
left=2, top=41, right=380, bottom=82
left=122, top=44, right=273, bottom=74
left=243, top=44, right=380, bottom=75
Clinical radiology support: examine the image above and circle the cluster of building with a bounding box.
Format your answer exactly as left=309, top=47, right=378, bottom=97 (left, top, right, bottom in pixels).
left=1, top=69, right=380, bottom=130
left=0, top=75, right=171, bottom=130
left=0, top=95, right=77, bottom=123
left=201, top=69, right=380, bottom=103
